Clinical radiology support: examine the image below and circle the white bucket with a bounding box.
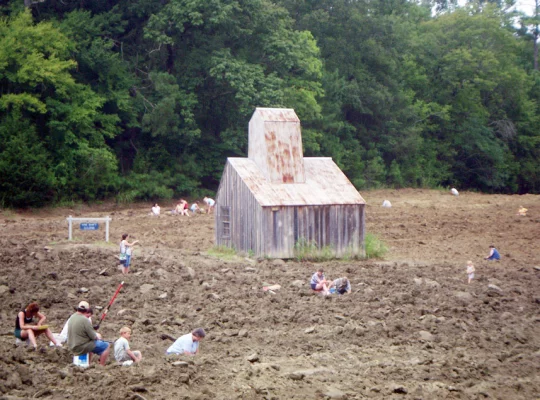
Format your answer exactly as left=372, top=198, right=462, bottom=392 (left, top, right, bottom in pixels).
left=73, top=353, right=90, bottom=368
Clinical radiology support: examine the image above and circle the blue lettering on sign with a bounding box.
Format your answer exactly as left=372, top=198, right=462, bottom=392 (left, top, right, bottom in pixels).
left=80, top=223, right=99, bottom=230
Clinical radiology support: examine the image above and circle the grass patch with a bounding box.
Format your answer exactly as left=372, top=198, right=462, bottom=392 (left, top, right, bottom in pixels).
left=94, top=240, right=117, bottom=248
left=364, top=233, right=388, bottom=259
left=206, top=245, right=238, bottom=260
left=1, top=208, right=16, bottom=219
left=294, top=238, right=335, bottom=262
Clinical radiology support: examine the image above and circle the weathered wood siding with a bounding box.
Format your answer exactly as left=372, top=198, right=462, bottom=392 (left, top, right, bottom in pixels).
left=217, top=165, right=365, bottom=258
left=215, top=162, right=263, bottom=254
left=260, top=204, right=365, bottom=258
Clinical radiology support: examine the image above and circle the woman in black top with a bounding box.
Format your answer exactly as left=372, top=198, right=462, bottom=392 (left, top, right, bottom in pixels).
left=15, top=303, right=60, bottom=349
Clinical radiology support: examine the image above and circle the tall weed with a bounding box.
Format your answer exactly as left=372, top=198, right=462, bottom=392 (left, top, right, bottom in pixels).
left=294, top=238, right=335, bottom=262
left=364, top=233, right=388, bottom=259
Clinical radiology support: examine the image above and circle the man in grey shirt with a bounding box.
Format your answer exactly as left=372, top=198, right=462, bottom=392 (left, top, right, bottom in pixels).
left=67, top=301, right=110, bottom=366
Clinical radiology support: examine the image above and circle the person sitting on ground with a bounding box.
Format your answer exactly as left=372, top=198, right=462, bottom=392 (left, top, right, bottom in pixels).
left=484, top=245, right=501, bottom=261
left=166, top=328, right=206, bottom=356
left=114, top=326, right=142, bottom=365
left=173, top=201, right=183, bottom=215
left=466, top=260, right=475, bottom=284
left=310, top=268, right=330, bottom=295
left=15, top=302, right=61, bottom=349
left=178, top=199, right=190, bottom=216
left=329, top=277, right=352, bottom=295
left=203, top=197, right=215, bottom=214
left=67, top=301, right=110, bottom=366
left=190, top=202, right=201, bottom=214
left=151, top=203, right=161, bottom=216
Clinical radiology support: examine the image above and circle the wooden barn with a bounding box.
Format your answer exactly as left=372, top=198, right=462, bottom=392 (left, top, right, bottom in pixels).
left=215, top=108, right=366, bottom=259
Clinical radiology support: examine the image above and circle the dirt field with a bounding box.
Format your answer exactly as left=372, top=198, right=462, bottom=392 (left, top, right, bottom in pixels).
left=1, top=189, right=539, bottom=400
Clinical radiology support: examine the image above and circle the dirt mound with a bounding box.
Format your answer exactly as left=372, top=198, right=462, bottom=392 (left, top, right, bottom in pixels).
left=1, top=190, right=539, bottom=399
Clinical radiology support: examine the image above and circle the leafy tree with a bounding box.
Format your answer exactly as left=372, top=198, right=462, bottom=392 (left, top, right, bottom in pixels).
left=144, top=0, right=324, bottom=187
left=0, top=10, right=120, bottom=205
left=415, top=4, right=538, bottom=191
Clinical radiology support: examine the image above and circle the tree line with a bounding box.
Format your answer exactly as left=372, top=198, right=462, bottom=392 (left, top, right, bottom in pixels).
left=1, top=0, right=539, bottom=207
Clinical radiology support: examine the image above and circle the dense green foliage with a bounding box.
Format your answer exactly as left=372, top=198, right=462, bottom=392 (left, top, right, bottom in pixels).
left=1, top=0, right=539, bottom=207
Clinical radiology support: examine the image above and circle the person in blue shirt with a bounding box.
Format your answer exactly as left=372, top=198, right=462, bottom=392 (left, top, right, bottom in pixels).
left=484, top=245, right=501, bottom=260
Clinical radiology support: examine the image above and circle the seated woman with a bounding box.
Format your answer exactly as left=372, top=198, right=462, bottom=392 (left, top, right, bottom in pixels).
left=329, top=277, right=351, bottom=295
left=310, top=268, right=330, bottom=295
left=179, top=199, right=190, bottom=216
left=173, top=201, right=183, bottom=215
left=151, top=203, right=161, bottom=216
left=15, top=303, right=61, bottom=349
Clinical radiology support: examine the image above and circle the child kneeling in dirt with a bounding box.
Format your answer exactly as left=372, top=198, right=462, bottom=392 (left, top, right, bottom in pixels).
left=114, top=326, right=142, bottom=365
left=329, top=277, right=351, bottom=295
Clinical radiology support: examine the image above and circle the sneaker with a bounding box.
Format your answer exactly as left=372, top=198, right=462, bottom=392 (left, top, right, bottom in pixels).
left=122, top=360, right=134, bottom=366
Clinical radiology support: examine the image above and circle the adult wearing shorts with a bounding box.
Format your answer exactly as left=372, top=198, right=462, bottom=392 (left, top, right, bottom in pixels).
left=120, top=234, right=139, bottom=275
left=67, top=301, right=110, bottom=366
left=14, top=302, right=61, bottom=349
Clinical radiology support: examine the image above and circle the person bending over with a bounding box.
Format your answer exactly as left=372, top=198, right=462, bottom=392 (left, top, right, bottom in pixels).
left=166, top=328, right=206, bottom=355
left=330, top=277, right=351, bottom=295
left=15, top=302, right=61, bottom=349
left=484, top=245, right=501, bottom=261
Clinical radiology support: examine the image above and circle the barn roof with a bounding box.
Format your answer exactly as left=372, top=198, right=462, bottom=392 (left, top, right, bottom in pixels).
left=227, top=157, right=365, bottom=206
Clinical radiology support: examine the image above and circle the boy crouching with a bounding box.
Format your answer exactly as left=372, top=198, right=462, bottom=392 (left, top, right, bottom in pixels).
left=114, top=327, right=142, bottom=365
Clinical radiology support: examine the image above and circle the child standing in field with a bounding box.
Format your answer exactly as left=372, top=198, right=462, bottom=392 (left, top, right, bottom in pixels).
left=466, top=260, right=475, bottom=284
left=114, top=327, right=142, bottom=365
left=120, top=234, right=139, bottom=275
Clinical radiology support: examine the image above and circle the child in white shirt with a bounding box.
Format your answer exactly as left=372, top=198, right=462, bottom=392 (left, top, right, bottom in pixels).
left=114, top=327, right=142, bottom=365
left=466, top=260, right=475, bottom=284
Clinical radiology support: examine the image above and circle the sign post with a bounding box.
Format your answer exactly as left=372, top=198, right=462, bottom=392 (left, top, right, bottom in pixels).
left=67, top=216, right=112, bottom=242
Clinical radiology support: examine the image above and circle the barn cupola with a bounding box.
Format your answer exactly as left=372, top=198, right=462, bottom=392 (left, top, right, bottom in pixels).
left=248, top=108, right=306, bottom=184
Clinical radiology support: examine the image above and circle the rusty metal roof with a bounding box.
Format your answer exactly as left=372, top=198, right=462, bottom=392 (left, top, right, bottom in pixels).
left=250, top=108, right=300, bottom=122
left=227, top=157, right=365, bottom=206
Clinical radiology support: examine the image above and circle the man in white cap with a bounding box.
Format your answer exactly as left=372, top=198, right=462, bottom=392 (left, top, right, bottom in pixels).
left=67, top=301, right=110, bottom=365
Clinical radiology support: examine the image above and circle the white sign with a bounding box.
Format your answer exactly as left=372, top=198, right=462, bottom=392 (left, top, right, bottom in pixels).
left=67, top=216, right=111, bottom=242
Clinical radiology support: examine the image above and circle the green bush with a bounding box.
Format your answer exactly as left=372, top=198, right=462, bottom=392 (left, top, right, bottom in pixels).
left=364, top=233, right=388, bottom=259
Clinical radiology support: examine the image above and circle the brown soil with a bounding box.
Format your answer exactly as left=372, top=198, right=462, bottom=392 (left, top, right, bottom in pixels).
left=0, top=189, right=539, bottom=400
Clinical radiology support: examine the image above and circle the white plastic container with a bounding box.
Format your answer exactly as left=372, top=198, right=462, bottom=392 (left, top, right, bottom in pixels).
left=73, top=353, right=90, bottom=368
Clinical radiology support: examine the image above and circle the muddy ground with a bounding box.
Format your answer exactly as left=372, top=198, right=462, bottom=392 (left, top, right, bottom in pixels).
left=0, top=189, right=539, bottom=400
